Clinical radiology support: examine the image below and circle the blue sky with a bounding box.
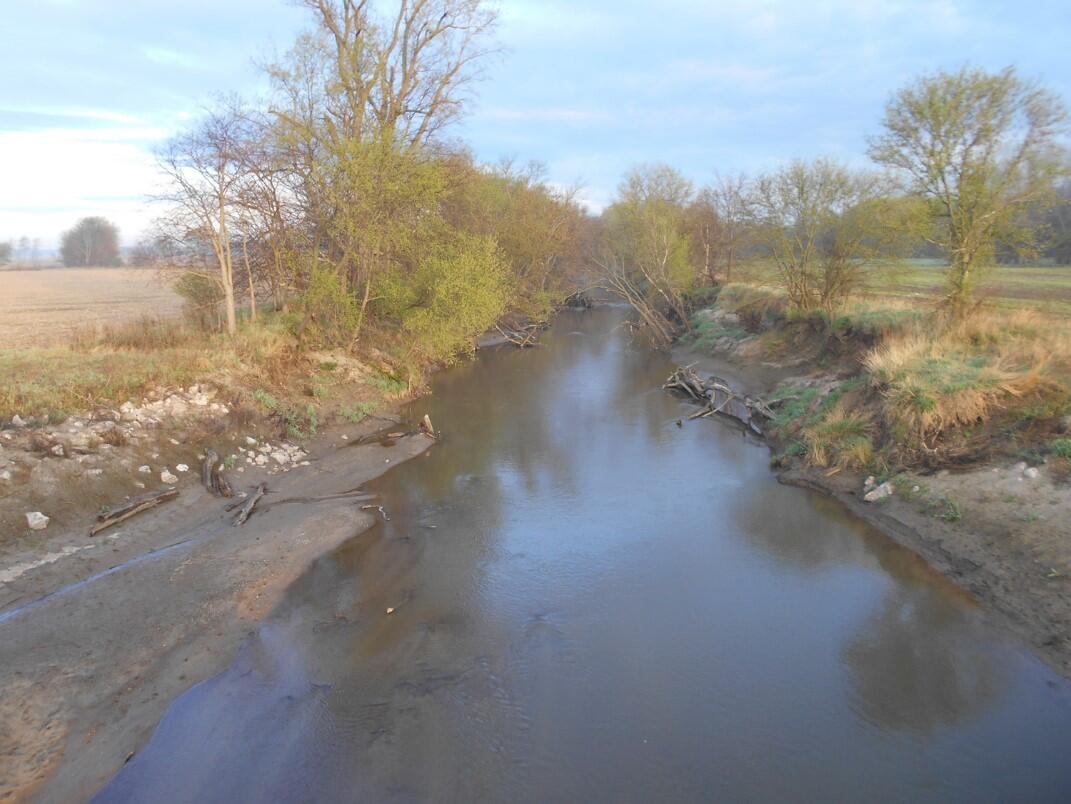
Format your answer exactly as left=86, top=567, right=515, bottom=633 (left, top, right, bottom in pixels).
left=1, top=0, right=1069, bottom=246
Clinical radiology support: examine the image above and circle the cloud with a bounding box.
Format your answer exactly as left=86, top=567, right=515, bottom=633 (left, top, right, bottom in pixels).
left=0, top=127, right=160, bottom=245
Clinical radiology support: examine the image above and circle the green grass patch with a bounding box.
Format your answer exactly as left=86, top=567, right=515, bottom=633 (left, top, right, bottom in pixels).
left=341, top=401, right=378, bottom=424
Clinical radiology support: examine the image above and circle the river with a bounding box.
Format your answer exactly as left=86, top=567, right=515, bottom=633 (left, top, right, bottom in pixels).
left=96, top=306, right=1071, bottom=802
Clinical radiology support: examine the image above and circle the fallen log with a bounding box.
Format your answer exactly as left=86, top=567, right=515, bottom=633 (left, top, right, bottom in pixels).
left=663, top=366, right=775, bottom=436
left=90, top=488, right=179, bottom=536
left=232, top=484, right=265, bottom=526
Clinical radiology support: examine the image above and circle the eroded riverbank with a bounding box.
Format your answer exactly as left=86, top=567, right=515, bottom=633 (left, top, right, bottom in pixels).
left=92, top=307, right=1071, bottom=802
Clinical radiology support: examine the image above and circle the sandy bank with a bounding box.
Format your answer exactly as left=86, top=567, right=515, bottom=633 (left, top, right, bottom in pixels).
left=0, top=418, right=435, bottom=802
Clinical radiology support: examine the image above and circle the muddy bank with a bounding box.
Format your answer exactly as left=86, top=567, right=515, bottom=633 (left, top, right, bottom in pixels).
left=673, top=344, right=1071, bottom=680
left=0, top=415, right=435, bottom=802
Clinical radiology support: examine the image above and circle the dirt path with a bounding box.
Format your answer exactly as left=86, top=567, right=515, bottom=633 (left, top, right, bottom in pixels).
left=0, top=422, right=434, bottom=802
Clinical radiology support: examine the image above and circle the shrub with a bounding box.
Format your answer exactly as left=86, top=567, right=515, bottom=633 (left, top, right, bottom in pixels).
left=174, top=273, right=224, bottom=331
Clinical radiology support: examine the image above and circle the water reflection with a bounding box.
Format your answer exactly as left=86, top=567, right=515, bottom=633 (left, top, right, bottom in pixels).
left=97, top=307, right=1071, bottom=803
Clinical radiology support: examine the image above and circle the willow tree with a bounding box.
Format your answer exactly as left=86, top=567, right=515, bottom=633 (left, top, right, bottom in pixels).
left=869, top=66, right=1069, bottom=316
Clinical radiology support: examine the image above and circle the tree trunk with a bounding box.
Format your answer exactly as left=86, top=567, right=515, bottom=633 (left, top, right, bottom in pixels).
left=242, top=237, right=257, bottom=323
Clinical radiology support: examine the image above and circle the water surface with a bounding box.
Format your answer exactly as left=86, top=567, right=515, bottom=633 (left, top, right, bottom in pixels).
left=99, top=307, right=1071, bottom=802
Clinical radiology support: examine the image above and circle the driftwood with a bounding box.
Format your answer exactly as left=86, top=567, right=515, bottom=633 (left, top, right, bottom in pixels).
left=663, top=366, right=774, bottom=436
left=232, top=484, right=265, bottom=526
left=420, top=414, right=437, bottom=439
left=201, top=449, right=234, bottom=498
left=90, top=488, right=179, bottom=536
left=494, top=321, right=543, bottom=348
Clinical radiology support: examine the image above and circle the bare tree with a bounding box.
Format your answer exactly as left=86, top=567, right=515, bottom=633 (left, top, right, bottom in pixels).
left=156, top=102, right=254, bottom=335
left=748, top=159, right=902, bottom=314
left=295, top=0, right=498, bottom=150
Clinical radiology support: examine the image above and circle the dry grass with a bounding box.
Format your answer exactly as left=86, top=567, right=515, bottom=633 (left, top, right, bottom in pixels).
left=0, top=316, right=296, bottom=420
left=801, top=402, right=877, bottom=472
left=864, top=309, right=1071, bottom=456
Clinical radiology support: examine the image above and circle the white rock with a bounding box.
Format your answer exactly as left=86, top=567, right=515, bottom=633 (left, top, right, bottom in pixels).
left=169, top=438, right=180, bottom=446
left=863, top=475, right=876, bottom=491
left=254, top=454, right=268, bottom=466
left=245, top=436, right=258, bottom=446
left=863, top=481, right=895, bottom=503
left=161, top=470, right=179, bottom=484
left=0, top=469, right=11, bottom=481
left=138, top=465, right=152, bottom=474
left=50, top=444, right=65, bottom=457
left=11, top=414, right=27, bottom=428
left=271, top=451, right=289, bottom=465
left=1013, top=461, right=1028, bottom=474
left=1024, top=467, right=1040, bottom=480
left=176, top=463, right=190, bottom=473
left=134, top=481, right=145, bottom=489
left=26, top=511, right=50, bottom=530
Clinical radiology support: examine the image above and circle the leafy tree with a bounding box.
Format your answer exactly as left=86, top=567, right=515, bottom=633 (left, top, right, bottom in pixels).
left=748, top=159, right=909, bottom=314
left=869, top=66, right=1069, bottom=315
left=60, top=217, right=121, bottom=267
left=595, top=165, right=695, bottom=345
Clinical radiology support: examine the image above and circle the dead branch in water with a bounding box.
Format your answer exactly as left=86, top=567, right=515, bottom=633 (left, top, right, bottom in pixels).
left=90, top=488, right=179, bottom=536
left=494, top=321, right=544, bottom=348
left=663, top=366, right=774, bottom=436
left=232, top=484, right=266, bottom=526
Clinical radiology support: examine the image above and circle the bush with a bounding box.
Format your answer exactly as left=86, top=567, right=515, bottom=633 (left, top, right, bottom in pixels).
left=174, top=273, right=224, bottom=331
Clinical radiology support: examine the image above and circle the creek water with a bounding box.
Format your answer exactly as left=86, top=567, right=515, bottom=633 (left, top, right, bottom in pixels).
left=97, top=307, right=1071, bottom=802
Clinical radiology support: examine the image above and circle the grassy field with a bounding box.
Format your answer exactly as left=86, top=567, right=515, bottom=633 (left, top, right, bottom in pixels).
left=732, top=259, right=1071, bottom=316
left=0, top=266, right=183, bottom=348
left=878, top=260, right=1071, bottom=316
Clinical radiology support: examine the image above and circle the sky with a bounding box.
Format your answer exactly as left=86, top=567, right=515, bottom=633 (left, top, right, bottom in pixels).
left=1, top=0, right=1069, bottom=248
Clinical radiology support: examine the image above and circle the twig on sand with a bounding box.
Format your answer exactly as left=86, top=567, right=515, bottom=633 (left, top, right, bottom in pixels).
left=90, top=488, right=179, bottom=537
left=232, top=484, right=266, bottom=526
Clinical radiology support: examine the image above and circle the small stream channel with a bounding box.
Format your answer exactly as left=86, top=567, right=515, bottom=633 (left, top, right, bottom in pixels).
left=97, top=306, right=1071, bottom=802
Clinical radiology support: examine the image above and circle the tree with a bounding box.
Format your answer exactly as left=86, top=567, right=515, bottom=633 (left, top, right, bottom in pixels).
left=869, top=66, right=1069, bottom=315
left=748, top=159, right=906, bottom=314
left=686, top=173, right=750, bottom=286
left=262, top=0, right=500, bottom=348
left=596, top=164, right=696, bottom=345
left=157, top=103, right=254, bottom=335
left=0, top=241, right=11, bottom=265
left=60, top=217, right=121, bottom=266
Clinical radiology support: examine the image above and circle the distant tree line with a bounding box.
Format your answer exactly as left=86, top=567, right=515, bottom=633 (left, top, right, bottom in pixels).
left=591, top=65, right=1069, bottom=341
